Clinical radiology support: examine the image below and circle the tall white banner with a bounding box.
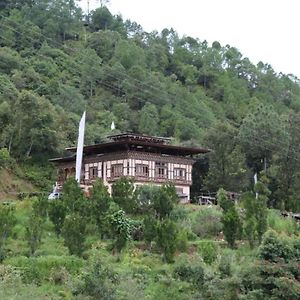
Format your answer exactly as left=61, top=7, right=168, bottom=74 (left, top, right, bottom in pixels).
left=75, top=111, right=86, bottom=183
left=254, top=173, right=258, bottom=199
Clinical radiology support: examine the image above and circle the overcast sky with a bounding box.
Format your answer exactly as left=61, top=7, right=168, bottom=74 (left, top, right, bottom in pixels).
left=78, top=0, right=300, bottom=78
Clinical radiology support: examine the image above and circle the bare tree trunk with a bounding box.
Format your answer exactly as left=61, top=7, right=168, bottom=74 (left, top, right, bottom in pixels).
left=26, top=139, right=33, bottom=157
left=8, top=134, right=13, bottom=154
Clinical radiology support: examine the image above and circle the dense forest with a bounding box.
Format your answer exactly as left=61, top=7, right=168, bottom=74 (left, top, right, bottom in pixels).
left=0, top=1, right=300, bottom=211
left=0, top=2, right=299, bottom=299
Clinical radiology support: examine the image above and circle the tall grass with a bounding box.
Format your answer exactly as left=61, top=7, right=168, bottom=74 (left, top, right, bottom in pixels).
left=267, top=209, right=298, bottom=235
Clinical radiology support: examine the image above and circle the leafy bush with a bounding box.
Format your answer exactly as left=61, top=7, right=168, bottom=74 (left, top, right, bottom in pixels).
left=135, top=185, right=160, bottom=214
left=48, top=199, right=67, bottom=236
left=61, top=178, right=87, bottom=215
left=198, top=240, right=219, bottom=264
left=62, top=213, right=87, bottom=256
left=4, top=255, right=83, bottom=284
left=156, top=219, right=178, bottom=263
left=131, top=219, right=144, bottom=241
left=170, top=205, right=190, bottom=221
left=176, top=230, right=188, bottom=253
left=32, top=196, right=48, bottom=219
left=222, top=207, right=242, bottom=248
left=116, top=275, right=146, bottom=300
left=25, top=213, right=44, bottom=256
left=146, top=276, right=193, bottom=300
left=173, top=255, right=204, bottom=288
left=0, top=148, right=14, bottom=169
left=0, top=204, right=17, bottom=261
left=191, top=207, right=222, bottom=238
left=153, top=184, right=179, bottom=219
left=218, top=251, right=234, bottom=278
left=258, top=230, right=293, bottom=262
left=112, top=177, right=137, bottom=214
left=108, top=209, right=134, bottom=253
left=75, top=254, right=118, bottom=300
left=48, top=266, right=71, bottom=285
left=143, top=215, right=157, bottom=246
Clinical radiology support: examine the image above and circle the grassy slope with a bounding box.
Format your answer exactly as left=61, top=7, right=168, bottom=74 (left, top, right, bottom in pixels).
left=0, top=169, right=36, bottom=201
left=1, top=200, right=298, bottom=299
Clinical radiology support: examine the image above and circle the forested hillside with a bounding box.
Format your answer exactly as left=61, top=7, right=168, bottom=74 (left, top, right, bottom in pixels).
left=0, top=1, right=300, bottom=210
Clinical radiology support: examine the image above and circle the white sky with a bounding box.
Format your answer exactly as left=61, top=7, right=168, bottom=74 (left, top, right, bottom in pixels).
left=78, top=0, right=300, bottom=78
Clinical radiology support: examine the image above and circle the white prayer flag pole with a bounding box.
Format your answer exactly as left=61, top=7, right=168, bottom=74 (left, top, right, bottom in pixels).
left=111, top=121, right=115, bottom=130
left=254, top=172, right=258, bottom=199
left=75, top=111, right=86, bottom=183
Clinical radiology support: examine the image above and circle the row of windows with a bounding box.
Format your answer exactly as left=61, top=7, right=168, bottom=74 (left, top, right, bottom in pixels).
left=88, top=164, right=187, bottom=180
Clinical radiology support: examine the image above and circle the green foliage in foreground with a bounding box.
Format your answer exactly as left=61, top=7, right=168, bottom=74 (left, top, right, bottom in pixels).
left=218, top=188, right=242, bottom=248
left=0, top=196, right=299, bottom=300
left=25, top=213, right=44, bottom=256
left=0, top=204, right=16, bottom=261
left=61, top=213, right=87, bottom=256
left=157, top=219, right=178, bottom=263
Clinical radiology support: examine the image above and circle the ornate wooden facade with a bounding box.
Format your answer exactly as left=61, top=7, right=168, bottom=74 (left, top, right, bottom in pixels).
left=50, top=133, right=209, bottom=202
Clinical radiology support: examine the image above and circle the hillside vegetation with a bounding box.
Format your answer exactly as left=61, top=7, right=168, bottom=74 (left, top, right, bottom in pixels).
left=0, top=3, right=299, bottom=299
left=1, top=1, right=300, bottom=209
left=0, top=179, right=299, bottom=299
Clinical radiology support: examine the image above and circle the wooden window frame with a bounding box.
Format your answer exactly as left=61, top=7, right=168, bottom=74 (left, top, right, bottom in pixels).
left=111, top=163, right=123, bottom=178
left=174, top=168, right=186, bottom=180
left=89, top=166, right=98, bottom=180
left=155, top=162, right=168, bottom=179
left=135, top=164, right=149, bottom=177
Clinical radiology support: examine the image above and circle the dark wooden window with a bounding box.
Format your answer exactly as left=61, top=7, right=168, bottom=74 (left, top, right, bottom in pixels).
left=135, top=164, right=149, bottom=177
left=111, top=164, right=123, bottom=177
left=155, top=162, right=168, bottom=178
left=89, top=167, right=98, bottom=179
left=174, top=168, right=186, bottom=180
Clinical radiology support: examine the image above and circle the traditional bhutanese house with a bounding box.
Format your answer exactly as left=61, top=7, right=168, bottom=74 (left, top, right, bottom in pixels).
left=49, top=133, right=209, bottom=202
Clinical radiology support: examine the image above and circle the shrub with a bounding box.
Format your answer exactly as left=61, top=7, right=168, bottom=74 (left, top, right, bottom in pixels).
left=153, top=184, right=179, bottom=219
left=116, top=275, right=146, bottom=300
left=173, top=255, right=204, bottom=288
left=222, top=207, right=242, bottom=248
left=218, top=251, right=234, bottom=278
left=0, top=204, right=16, bottom=261
left=25, top=213, right=44, bottom=256
left=218, top=188, right=242, bottom=248
left=258, top=230, right=293, bottom=262
left=292, top=237, right=300, bottom=261
left=0, top=264, right=22, bottom=283
left=156, top=219, right=178, bottom=263
left=170, top=205, right=189, bottom=221
left=198, top=240, right=219, bottom=264
left=108, top=209, right=134, bottom=253
left=0, top=148, right=14, bottom=169
left=135, top=185, right=160, bottom=214
left=75, top=257, right=118, bottom=300
left=191, top=207, right=222, bottom=238
left=218, top=188, right=234, bottom=212
left=62, top=213, right=86, bottom=256
left=61, top=178, right=88, bottom=216
left=146, top=275, right=193, bottom=300
left=176, top=230, right=188, bottom=253
left=143, top=215, right=157, bottom=246
left=4, top=255, right=83, bottom=284
left=48, top=199, right=67, bottom=236
left=32, top=195, right=48, bottom=219
left=49, top=267, right=71, bottom=285
left=131, top=219, right=144, bottom=241
left=89, top=179, right=111, bottom=234
left=112, top=177, right=137, bottom=214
